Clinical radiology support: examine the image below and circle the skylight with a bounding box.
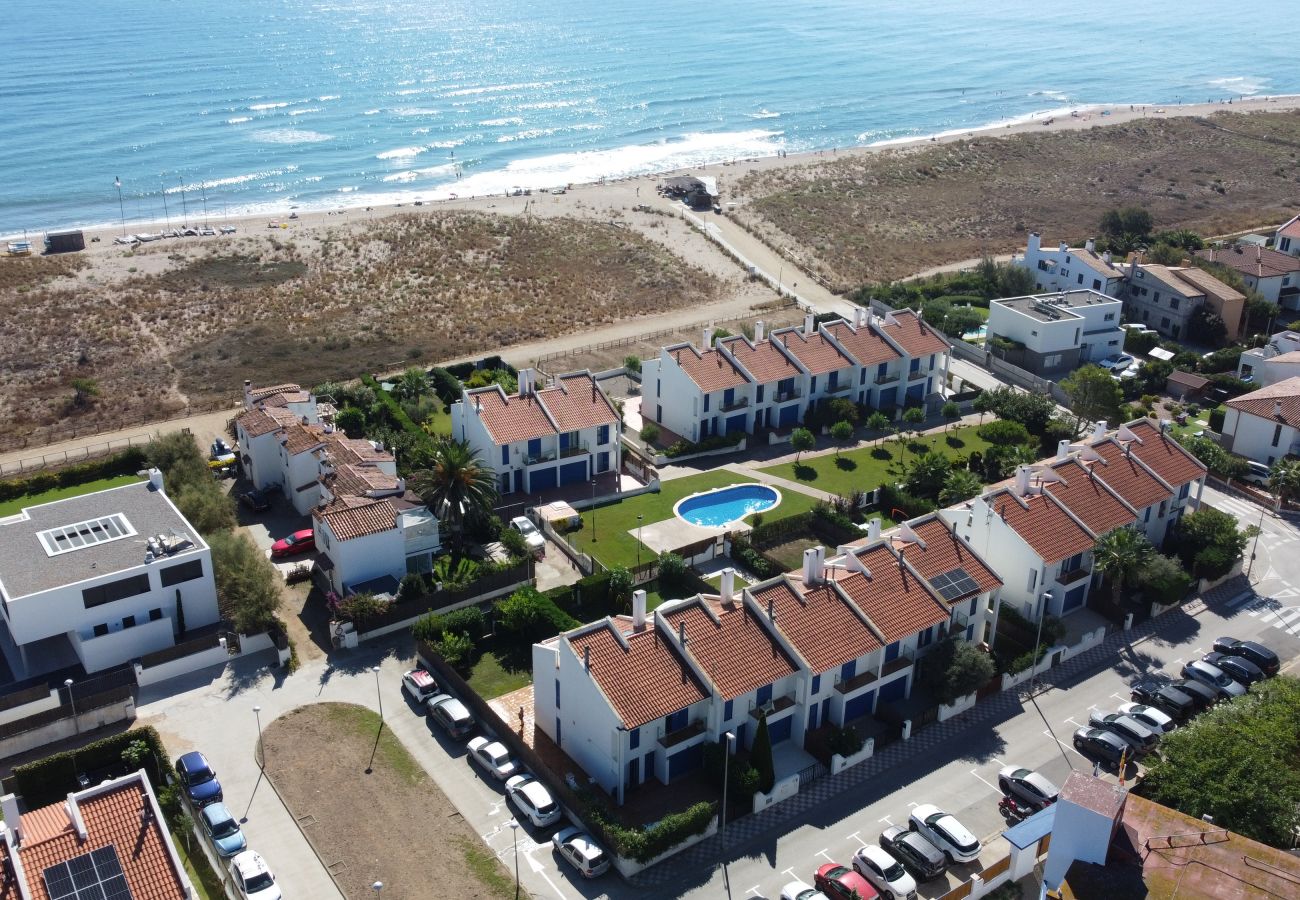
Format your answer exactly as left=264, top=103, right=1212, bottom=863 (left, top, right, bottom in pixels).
left=37, top=514, right=136, bottom=557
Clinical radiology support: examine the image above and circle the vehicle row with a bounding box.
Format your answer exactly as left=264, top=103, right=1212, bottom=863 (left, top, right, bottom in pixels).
left=113, top=225, right=235, bottom=245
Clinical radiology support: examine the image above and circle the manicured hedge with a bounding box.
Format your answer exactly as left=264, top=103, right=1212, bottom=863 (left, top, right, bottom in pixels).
left=361, top=374, right=432, bottom=449
left=586, top=797, right=716, bottom=862
left=0, top=447, right=147, bottom=503
left=13, top=727, right=168, bottom=808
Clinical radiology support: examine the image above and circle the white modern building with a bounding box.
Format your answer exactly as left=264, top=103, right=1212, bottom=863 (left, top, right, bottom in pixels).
left=1237, top=331, right=1300, bottom=386
left=0, top=472, right=221, bottom=680
left=986, top=291, right=1125, bottom=377
left=1222, top=377, right=1300, bottom=466
left=1017, top=233, right=1127, bottom=295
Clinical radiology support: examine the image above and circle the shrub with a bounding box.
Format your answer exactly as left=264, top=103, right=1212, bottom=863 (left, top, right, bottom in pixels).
left=208, top=531, right=282, bottom=633
left=1008, top=644, right=1047, bottom=675
left=623, top=355, right=642, bottom=374
left=664, top=431, right=745, bottom=458
left=703, top=741, right=763, bottom=801
left=336, top=591, right=389, bottom=625
left=827, top=726, right=865, bottom=758
left=607, top=567, right=634, bottom=609
left=435, top=630, right=475, bottom=670
left=440, top=605, right=487, bottom=639
left=585, top=799, right=716, bottom=863
left=639, top=422, right=661, bottom=443
left=496, top=586, right=579, bottom=643
left=429, top=367, right=464, bottom=405
left=398, top=573, right=427, bottom=604
left=499, top=525, right=529, bottom=560
left=729, top=536, right=783, bottom=580
left=1208, top=408, right=1226, bottom=432
left=0, top=448, right=149, bottom=503
left=978, top=419, right=1031, bottom=447
left=877, top=482, right=936, bottom=518
left=14, top=727, right=168, bottom=809
left=750, top=712, right=775, bottom=793
left=656, top=552, right=688, bottom=591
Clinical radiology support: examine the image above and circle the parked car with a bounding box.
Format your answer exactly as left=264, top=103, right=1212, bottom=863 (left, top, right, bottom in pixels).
left=997, top=766, right=1059, bottom=811
left=780, top=881, right=830, bottom=900
left=1072, top=727, right=1130, bottom=767
left=175, top=751, right=223, bottom=807
left=401, top=669, right=439, bottom=705
left=1212, top=637, right=1280, bottom=676
left=229, top=850, right=281, bottom=900
left=1182, top=660, right=1247, bottom=698
left=852, top=844, right=917, bottom=900
left=1130, top=680, right=1196, bottom=722
left=426, top=693, right=475, bottom=739
left=270, top=528, right=315, bottom=557
left=880, top=826, right=947, bottom=882
left=908, top=805, right=980, bottom=864
left=506, top=774, right=561, bottom=828
left=1202, top=651, right=1265, bottom=685
left=814, top=862, right=879, bottom=900
left=1117, top=702, right=1176, bottom=734
left=468, top=736, right=519, bottom=781
left=1169, top=677, right=1218, bottom=712
left=1087, top=711, right=1159, bottom=753
left=1241, top=460, right=1272, bottom=488
left=239, top=489, right=270, bottom=511
left=552, top=826, right=610, bottom=878
left=210, top=438, right=232, bottom=459
left=509, top=516, right=546, bottom=555
left=1100, top=354, right=1135, bottom=373
left=199, top=802, right=246, bottom=858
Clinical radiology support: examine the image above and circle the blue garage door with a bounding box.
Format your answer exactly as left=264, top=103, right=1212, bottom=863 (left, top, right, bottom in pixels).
left=878, top=675, right=908, bottom=705
left=878, top=387, right=897, bottom=409
left=726, top=413, right=747, bottom=434
left=1062, top=584, right=1087, bottom=613
left=778, top=404, right=800, bottom=427
left=906, top=383, right=925, bottom=402
left=529, top=467, right=557, bottom=492
left=843, top=690, right=875, bottom=722
left=559, top=460, right=588, bottom=486
left=667, top=743, right=704, bottom=781
left=767, top=715, right=793, bottom=745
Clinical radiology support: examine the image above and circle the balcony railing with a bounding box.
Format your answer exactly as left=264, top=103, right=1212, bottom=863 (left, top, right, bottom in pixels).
left=720, top=396, right=750, bottom=412
left=880, top=655, right=913, bottom=678
left=749, top=694, right=796, bottom=719
left=524, top=450, right=557, bottom=465
left=559, top=442, right=589, bottom=459
left=874, top=372, right=900, bottom=385
left=775, top=389, right=802, bottom=403
left=1056, top=565, right=1091, bottom=586
left=658, top=720, right=706, bottom=748
left=835, top=670, right=878, bottom=695
left=825, top=382, right=851, bottom=394
left=907, top=368, right=929, bottom=381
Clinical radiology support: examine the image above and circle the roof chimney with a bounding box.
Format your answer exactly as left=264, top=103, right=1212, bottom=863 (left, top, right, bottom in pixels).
left=804, top=312, right=815, bottom=336
left=1275, top=399, right=1284, bottom=419
left=678, top=620, right=687, bottom=649
left=1057, top=439, right=1071, bottom=460
left=767, top=596, right=776, bottom=624
left=719, top=568, right=735, bottom=604
left=1085, top=238, right=1096, bottom=253
left=1059, top=241, right=1068, bottom=253
left=243, top=379, right=253, bottom=407
left=147, top=468, right=164, bottom=493
left=583, top=645, right=590, bottom=672
left=1103, top=250, right=1112, bottom=264
left=1015, top=465, right=1030, bottom=496
left=632, top=589, right=647, bottom=629
left=867, top=518, right=881, bottom=540
left=702, top=328, right=713, bottom=350
left=1, top=794, right=20, bottom=845
left=1092, top=420, right=1107, bottom=442
left=802, top=547, right=820, bottom=584
left=754, top=320, right=765, bottom=342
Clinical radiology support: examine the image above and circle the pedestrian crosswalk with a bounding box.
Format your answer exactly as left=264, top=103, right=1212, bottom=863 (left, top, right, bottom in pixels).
left=1221, top=589, right=1300, bottom=635
left=1214, top=494, right=1264, bottom=522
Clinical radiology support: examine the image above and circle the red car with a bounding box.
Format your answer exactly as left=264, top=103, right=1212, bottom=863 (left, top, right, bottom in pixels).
left=271, top=529, right=315, bottom=557
left=815, top=863, right=879, bottom=900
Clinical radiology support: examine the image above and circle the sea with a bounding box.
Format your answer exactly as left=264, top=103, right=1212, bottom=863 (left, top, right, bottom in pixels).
left=3, top=0, right=1300, bottom=236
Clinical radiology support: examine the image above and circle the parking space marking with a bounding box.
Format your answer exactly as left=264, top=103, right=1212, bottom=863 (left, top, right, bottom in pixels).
left=906, top=801, right=918, bottom=808
left=815, top=848, right=834, bottom=862
left=1172, top=657, right=1183, bottom=667
left=1111, top=693, right=1127, bottom=702
left=1045, top=729, right=1088, bottom=760
left=969, top=769, right=999, bottom=792
left=782, top=867, right=797, bottom=879
left=878, top=815, right=894, bottom=826
left=1087, top=704, right=1099, bottom=712
left=846, top=831, right=863, bottom=846
left=1064, top=717, right=1082, bottom=727
left=991, top=757, right=1004, bottom=766
left=746, top=886, right=762, bottom=897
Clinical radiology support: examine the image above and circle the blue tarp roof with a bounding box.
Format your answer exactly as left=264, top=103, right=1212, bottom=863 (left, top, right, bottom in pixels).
left=1003, top=804, right=1055, bottom=850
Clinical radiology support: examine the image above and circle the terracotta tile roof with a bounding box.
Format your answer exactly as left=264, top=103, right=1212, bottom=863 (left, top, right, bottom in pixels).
left=822, top=320, right=903, bottom=367
left=536, top=373, right=619, bottom=432
left=877, top=309, right=950, bottom=358
left=325, top=434, right=392, bottom=465
left=670, top=346, right=750, bottom=393
left=236, top=404, right=300, bottom=439
left=1279, top=216, right=1300, bottom=239
left=1225, top=375, right=1300, bottom=429
left=832, top=544, right=950, bottom=644
left=1171, top=266, right=1245, bottom=302
left=248, top=382, right=302, bottom=402
left=567, top=620, right=708, bottom=729
left=773, top=329, right=853, bottom=376
left=1197, top=244, right=1300, bottom=279
left=1043, top=459, right=1137, bottom=534
left=1166, top=370, right=1209, bottom=390
left=469, top=386, right=557, bottom=445
left=1119, top=420, right=1207, bottom=489
left=750, top=579, right=881, bottom=674
left=892, top=516, right=1002, bottom=602
left=255, top=389, right=311, bottom=407
left=325, top=463, right=400, bottom=498
left=659, top=599, right=798, bottom=701
left=1060, top=246, right=1127, bottom=280
left=722, top=337, right=803, bottom=383
left=0, top=774, right=188, bottom=900
left=987, top=488, right=1094, bottom=565
left=1084, top=439, right=1173, bottom=510
left=317, top=498, right=397, bottom=541
left=279, top=421, right=328, bottom=456
left=1133, top=263, right=1203, bottom=298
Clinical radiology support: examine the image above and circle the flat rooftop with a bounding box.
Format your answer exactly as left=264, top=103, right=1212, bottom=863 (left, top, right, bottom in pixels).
left=995, top=290, right=1118, bottom=322
left=0, top=480, right=204, bottom=601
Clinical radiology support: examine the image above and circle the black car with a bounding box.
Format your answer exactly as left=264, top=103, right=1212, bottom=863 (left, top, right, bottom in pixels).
left=1073, top=727, right=1129, bottom=767
left=1211, top=637, right=1280, bottom=677
left=239, top=489, right=270, bottom=511
left=1130, top=680, right=1195, bottom=722
left=879, top=826, right=947, bottom=882
left=1169, top=678, right=1218, bottom=712
left=1202, top=651, right=1265, bottom=685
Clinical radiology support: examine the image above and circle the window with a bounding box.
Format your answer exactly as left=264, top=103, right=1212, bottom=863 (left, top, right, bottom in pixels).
left=501, top=445, right=510, bottom=466
left=876, top=363, right=887, bottom=380
left=909, top=358, right=920, bottom=373
left=1037, top=260, right=1052, bottom=272
left=1031, top=330, right=1039, bottom=336
left=1144, top=506, right=1151, bottom=522
left=918, top=626, right=933, bottom=648
left=122, top=615, right=135, bottom=629
left=724, top=387, right=734, bottom=407
left=149, top=608, right=163, bottom=621
left=810, top=376, right=817, bottom=392
left=92, top=623, right=109, bottom=637
left=1093, top=279, right=1102, bottom=291
left=597, top=424, right=610, bottom=445
left=969, top=597, right=978, bottom=616
left=1061, top=269, right=1070, bottom=278
left=827, top=371, right=837, bottom=389
left=859, top=368, right=866, bottom=384
left=37, top=513, right=136, bottom=557
left=724, top=699, right=734, bottom=721
left=1074, top=329, right=1081, bottom=344
left=1158, top=500, right=1168, bottom=518
left=1027, top=570, right=1037, bottom=591
left=1077, top=273, right=1084, bottom=285
left=757, top=684, right=773, bottom=706
left=928, top=354, right=936, bottom=369
left=840, top=659, right=856, bottom=682
left=1161, top=317, right=1170, bottom=329
left=811, top=674, right=821, bottom=694
left=82, top=573, right=151, bottom=609
left=656, top=379, right=661, bottom=397
left=629, top=727, right=640, bottom=750
left=1170, top=297, right=1180, bottom=311
left=885, top=642, right=900, bottom=662
left=1274, top=423, right=1284, bottom=447
left=1179, top=483, right=1190, bottom=499
left=527, top=438, right=542, bottom=459
left=666, top=708, right=688, bottom=733
left=756, top=384, right=765, bottom=402
left=160, top=559, right=204, bottom=587
left=555, top=680, right=561, bottom=710
left=1282, top=237, right=1292, bottom=252
left=703, top=394, right=710, bottom=412
left=1104, top=313, right=1115, bottom=321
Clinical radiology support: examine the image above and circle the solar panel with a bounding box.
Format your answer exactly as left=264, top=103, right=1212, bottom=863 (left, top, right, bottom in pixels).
left=43, top=845, right=133, bottom=900
left=931, top=567, right=980, bottom=602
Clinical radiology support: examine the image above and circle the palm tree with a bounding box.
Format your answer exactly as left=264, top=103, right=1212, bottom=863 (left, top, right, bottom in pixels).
left=1093, top=528, right=1153, bottom=606
left=409, top=436, right=498, bottom=553
left=394, top=367, right=430, bottom=402
left=1268, top=459, right=1300, bottom=507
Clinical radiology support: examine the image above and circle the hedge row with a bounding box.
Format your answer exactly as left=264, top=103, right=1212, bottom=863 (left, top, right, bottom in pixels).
left=663, top=430, right=746, bottom=459
left=361, top=374, right=433, bottom=449
left=0, top=447, right=148, bottom=503
left=586, top=797, right=716, bottom=862
left=13, top=727, right=168, bottom=808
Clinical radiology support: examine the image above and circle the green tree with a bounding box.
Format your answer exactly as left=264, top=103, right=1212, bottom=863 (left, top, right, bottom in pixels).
left=790, top=427, right=815, bottom=463
left=208, top=531, right=283, bottom=634
left=335, top=406, right=367, bottom=435
left=337, top=591, right=389, bottom=624
left=607, top=566, right=634, bottom=609
left=902, top=406, right=926, bottom=431
left=623, top=354, right=642, bottom=374
left=1093, top=527, right=1154, bottom=605
left=1187, top=307, right=1228, bottom=347
left=409, top=436, right=498, bottom=553
left=829, top=420, right=854, bottom=457
left=865, top=411, right=891, bottom=435
left=496, top=586, right=563, bottom=642
left=70, top=377, right=99, bottom=408
left=173, top=481, right=236, bottom=535
left=434, top=631, right=475, bottom=670
left=905, top=451, right=951, bottom=500
left=1145, top=242, right=1187, bottom=266
left=978, top=418, right=1031, bottom=447
left=920, top=637, right=996, bottom=704
left=941, top=401, right=960, bottom=432
left=1173, top=508, right=1249, bottom=578
left=973, top=386, right=1056, bottom=435
left=1153, top=228, right=1205, bottom=251
left=750, top=710, right=775, bottom=793
left=1099, top=206, right=1154, bottom=251
left=939, top=468, right=983, bottom=505
left=394, top=366, right=430, bottom=401
left=1137, top=552, right=1194, bottom=606
left=943, top=306, right=986, bottom=339
left=1269, top=459, right=1300, bottom=504
left=656, top=552, right=688, bottom=592
left=1060, top=365, right=1123, bottom=432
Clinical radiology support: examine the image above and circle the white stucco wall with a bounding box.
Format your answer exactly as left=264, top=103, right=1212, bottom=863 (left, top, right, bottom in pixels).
left=1223, top=407, right=1299, bottom=466
left=643, top=352, right=706, bottom=442
left=988, top=302, right=1082, bottom=355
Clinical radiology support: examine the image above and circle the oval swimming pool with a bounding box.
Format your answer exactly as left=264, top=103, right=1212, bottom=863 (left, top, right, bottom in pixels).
left=674, top=484, right=781, bottom=528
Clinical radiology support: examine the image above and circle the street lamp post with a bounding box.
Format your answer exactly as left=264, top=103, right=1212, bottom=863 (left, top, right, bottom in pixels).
left=1247, top=500, right=1267, bottom=579
left=720, top=732, right=735, bottom=880
left=636, top=514, right=644, bottom=568
left=367, top=666, right=384, bottom=774
left=113, top=178, right=126, bottom=236
left=253, top=706, right=265, bottom=769
left=371, top=881, right=382, bottom=897
left=1028, top=593, right=1047, bottom=697
left=590, top=479, right=598, bottom=543
left=508, top=818, right=520, bottom=900
left=65, top=678, right=80, bottom=782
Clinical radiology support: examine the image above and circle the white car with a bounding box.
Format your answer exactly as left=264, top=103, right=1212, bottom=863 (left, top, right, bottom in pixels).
left=467, top=736, right=518, bottom=781
left=909, top=804, right=981, bottom=864
left=506, top=774, right=561, bottom=827
left=1099, top=354, right=1134, bottom=373
left=229, top=851, right=281, bottom=900
left=779, top=881, right=830, bottom=900
left=1182, top=660, right=1247, bottom=698
left=401, top=668, right=439, bottom=705
left=853, top=844, right=918, bottom=900
left=552, top=826, right=610, bottom=878
left=1118, top=701, right=1176, bottom=734
left=113, top=235, right=139, bottom=246
left=509, top=516, right=546, bottom=554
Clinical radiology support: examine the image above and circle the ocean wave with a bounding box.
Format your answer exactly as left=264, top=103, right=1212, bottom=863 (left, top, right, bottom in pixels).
left=376, top=146, right=428, bottom=160
left=1209, top=75, right=1268, bottom=95
left=226, top=116, right=252, bottom=124
left=363, top=108, right=381, bottom=116
left=251, top=128, right=334, bottom=144
left=497, top=128, right=559, bottom=143
left=1028, top=90, right=1069, bottom=102
left=163, top=167, right=297, bottom=193
left=479, top=117, right=524, bottom=127
left=249, top=101, right=291, bottom=111
left=318, top=95, right=341, bottom=102
left=393, top=107, right=441, bottom=117
left=381, top=163, right=456, bottom=183
left=516, top=99, right=587, bottom=110
left=748, top=109, right=781, bottom=119
left=289, top=107, right=322, bottom=116
left=444, top=81, right=552, bottom=97
left=394, top=88, right=427, bottom=96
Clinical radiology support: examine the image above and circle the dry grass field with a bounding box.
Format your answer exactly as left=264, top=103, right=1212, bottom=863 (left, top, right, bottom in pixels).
left=0, top=212, right=721, bottom=439
left=731, top=110, right=1300, bottom=291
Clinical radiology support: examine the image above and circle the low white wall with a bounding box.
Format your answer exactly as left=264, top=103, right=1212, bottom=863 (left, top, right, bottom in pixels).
left=652, top=438, right=747, bottom=467
left=1000, top=653, right=1055, bottom=692
left=609, top=815, right=718, bottom=879
left=752, top=772, right=801, bottom=814
left=0, top=689, right=60, bottom=727
left=1199, top=559, right=1244, bottom=594
left=79, top=617, right=175, bottom=674
left=135, top=631, right=276, bottom=687
left=354, top=578, right=529, bottom=644
left=938, top=691, right=977, bottom=722
left=1061, top=626, right=1107, bottom=661
left=830, top=737, right=875, bottom=775
left=0, top=696, right=136, bottom=760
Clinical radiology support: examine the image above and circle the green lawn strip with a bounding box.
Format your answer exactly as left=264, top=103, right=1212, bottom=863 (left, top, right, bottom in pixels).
left=454, top=835, right=516, bottom=900
left=321, top=703, right=426, bottom=786
left=424, top=401, right=453, bottom=436
left=577, top=470, right=820, bottom=569
left=0, top=474, right=142, bottom=517
left=758, top=425, right=992, bottom=497
left=466, top=650, right=531, bottom=698
left=173, top=835, right=221, bottom=900
left=1169, top=403, right=1222, bottom=439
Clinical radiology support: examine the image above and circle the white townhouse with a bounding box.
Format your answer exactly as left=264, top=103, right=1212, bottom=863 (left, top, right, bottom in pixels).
left=1237, top=331, right=1300, bottom=386
left=717, top=323, right=809, bottom=432
left=1197, top=244, right=1300, bottom=310
left=767, top=317, right=857, bottom=415
left=818, top=312, right=906, bottom=410
left=453, top=370, right=621, bottom=496
left=642, top=336, right=755, bottom=443
left=1274, top=214, right=1300, bottom=259
left=1018, top=233, right=1128, bottom=296
left=987, top=291, right=1125, bottom=377
left=0, top=472, right=221, bottom=680
left=1222, top=377, right=1300, bottom=467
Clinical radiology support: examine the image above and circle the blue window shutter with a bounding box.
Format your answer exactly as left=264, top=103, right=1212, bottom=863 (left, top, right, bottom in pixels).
left=969, top=597, right=977, bottom=615
left=703, top=394, right=710, bottom=412
left=877, top=362, right=887, bottom=378
left=910, top=357, right=920, bottom=372
left=501, top=445, right=509, bottom=466
left=828, top=371, right=837, bottom=389
left=757, top=684, right=773, bottom=706
left=811, top=674, right=821, bottom=695
left=555, top=680, right=561, bottom=709
left=724, top=699, right=733, bottom=721
left=811, top=376, right=817, bottom=392
left=859, top=368, right=867, bottom=384
left=929, top=354, right=935, bottom=369
left=841, top=659, right=856, bottom=681
left=630, top=728, right=640, bottom=750
left=656, top=379, right=661, bottom=397
left=756, top=385, right=765, bottom=402
left=724, top=388, right=734, bottom=406
left=886, top=642, right=900, bottom=661
left=598, top=424, right=609, bottom=445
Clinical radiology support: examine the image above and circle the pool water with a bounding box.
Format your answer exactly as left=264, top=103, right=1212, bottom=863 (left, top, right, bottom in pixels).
left=675, top=484, right=780, bottom=528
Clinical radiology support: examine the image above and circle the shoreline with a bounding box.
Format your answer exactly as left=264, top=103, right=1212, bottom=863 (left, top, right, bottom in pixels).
left=7, top=93, right=1300, bottom=249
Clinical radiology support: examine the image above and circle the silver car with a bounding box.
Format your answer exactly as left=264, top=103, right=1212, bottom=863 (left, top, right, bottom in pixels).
left=1182, top=660, right=1247, bottom=698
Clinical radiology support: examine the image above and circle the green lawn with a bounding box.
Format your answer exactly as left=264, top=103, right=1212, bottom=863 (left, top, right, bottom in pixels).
left=758, top=424, right=992, bottom=498
left=174, top=833, right=222, bottom=900
left=1170, top=403, right=1222, bottom=439
left=0, top=474, right=143, bottom=517
left=465, top=650, right=531, bottom=698
left=576, top=469, right=820, bottom=570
